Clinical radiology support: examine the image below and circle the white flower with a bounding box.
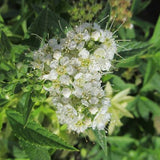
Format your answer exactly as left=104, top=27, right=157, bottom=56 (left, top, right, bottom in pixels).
left=62, top=88, right=71, bottom=98
left=68, top=41, right=77, bottom=50
left=43, top=70, right=58, bottom=80
left=59, top=75, right=70, bottom=85
left=82, top=29, right=90, bottom=41
left=48, top=38, right=57, bottom=47
left=77, top=41, right=85, bottom=50
left=50, top=60, right=58, bottom=69
left=78, top=48, right=89, bottom=59
left=81, top=99, right=89, bottom=107
left=48, top=38, right=61, bottom=50
left=60, top=56, right=70, bottom=66
left=75, top=23, right=91, bottom=33
left=53, top=51, right=61, bottom=60
left=89, top=62, right=100, bottom=72
left=89, top=97, right=99, bottom=104
left=91, top=31, right=100, bottom=41
left=71, top=57, right=81, bottom=66
left=94, top=48, right=106, bottom=58
left=73, top=87, right=83, bottom=98
left=89, top=107, right=98, bottom=115
left=92, top=109, right=110, bottom=130
left=74, top=73, right=83, bottom=80
left=66, top=65, right=76, bottom=75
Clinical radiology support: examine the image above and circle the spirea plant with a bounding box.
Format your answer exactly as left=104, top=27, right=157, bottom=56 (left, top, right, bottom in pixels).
left=32, top=23, right=117, bottom=133
left=1, top=1, right=160, bottom=159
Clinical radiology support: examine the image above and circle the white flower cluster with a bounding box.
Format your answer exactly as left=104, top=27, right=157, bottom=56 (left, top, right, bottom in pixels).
left=32, top=23, right=117, bottom=133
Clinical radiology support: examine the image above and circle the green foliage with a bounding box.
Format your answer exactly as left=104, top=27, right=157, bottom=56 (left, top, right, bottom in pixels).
left=93, top=130, right=108, bottom=158
left=131, top=0, right=151, bottom=15
left=17, top=92, right=33, bottom=125
left=0, top=31, right=11, bottom=54
left=28, top=8, right=69, bottom=48
left=20, top=139, right=51, bottom=160
left=150, top=15, right=160, bottom=45
left=6, top=110, right=78, bottom=151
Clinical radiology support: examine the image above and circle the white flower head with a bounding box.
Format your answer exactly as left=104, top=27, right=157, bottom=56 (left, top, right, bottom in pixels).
left=32, top=22, right=117, bottom=133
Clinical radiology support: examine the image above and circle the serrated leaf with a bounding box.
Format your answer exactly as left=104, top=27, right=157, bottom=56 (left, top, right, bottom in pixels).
left=138, top=96, right=160, bottom=117
left=116, top=55, right=140, bottom=68
left=17, top=92, right=33, bottom=125
left=110, top=75, right=136, bottom=91
left=117, top=41, right=150, bottom=58
left=93, top=129, right=108, bottom=158
left=141, top=73, right=160, bottom=93
left=28, top=8, right=69, bottom=48
left=143, top=59, right=157, bottom=85
left=150, top=16, right=160, bottom=45
left=137, top=97, right=150, bottom=119
left=0, top=62, right=11, bottom=71
left=6, top=110, right=78, bottom=151
left=128, top=96, right=160, bottom=119
left=0, top=98, right=8, bottom=107
left=20, top=139, right=51, bottom=160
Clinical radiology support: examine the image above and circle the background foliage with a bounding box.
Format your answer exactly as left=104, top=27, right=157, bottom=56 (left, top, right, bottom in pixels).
left=0, top=0, right=160, bottom=160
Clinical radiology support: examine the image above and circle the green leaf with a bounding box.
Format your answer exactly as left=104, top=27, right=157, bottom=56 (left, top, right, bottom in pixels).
left=6, top=110, right=78, bottom=151
left=153, top=51, right=160, bottom=68
left=0, top=109, right=6, bottom=131
left=137, top=96, right=151, bottom=119
left=0, top=98, right=8, bottom=107
left=11, top=44, right=29, bottom=63
left=116, top=55, right=140, bottom=68
left=0, top=62, right=11, bottom=71
left=150, top=15, right=160, bottom=45
left=118, top=27, right=136, bottom=39
left=28, top=8, right=69, bottom=48
left=126, top=96, right=139, bottom=118
left=0, top=31, right=11, bottom=54
left=128, top=96, right=160, bottom=119
left=20, top=139, right=51, bottom=160
left=110, top=75, right=136, bottom=91
left=0, top=15, right=12, bottom=36
left=132, top=17, right=154, bottom=38
left=102, top=74, right=113, bottom=83
left=143, top=59, right=157, bottom=85
left=117, top=41, right=150, bottom=58
left=93, top=129, right=108, bottom=158
left=17, top=92, right=33, bottom=125
left=131, top=0, right=151, bottom=15
left=139, top=96, right=160, bottom=117
left=107, top=136, right=138, bottom=149
left=141, top=73, right=160, bottom=93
